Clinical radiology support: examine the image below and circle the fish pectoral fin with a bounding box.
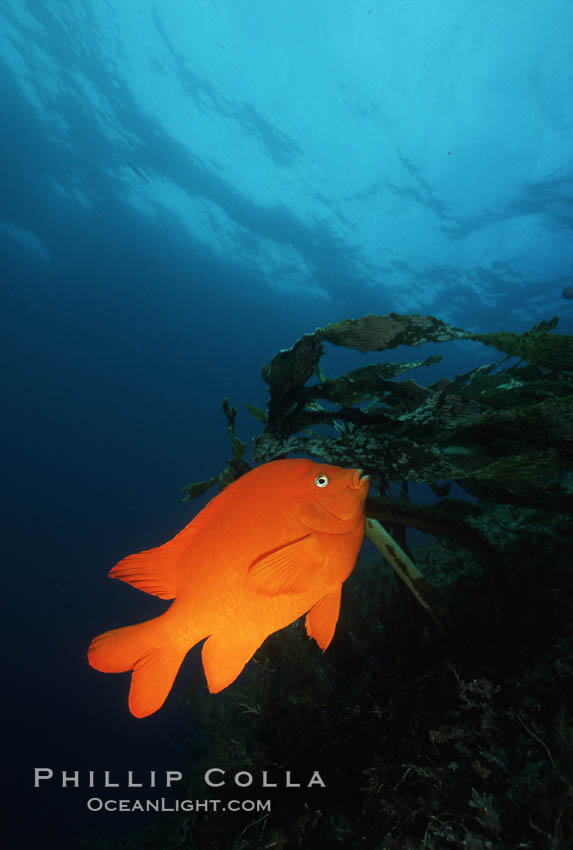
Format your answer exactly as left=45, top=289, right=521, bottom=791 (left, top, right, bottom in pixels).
left=305, top=587, right=342, bottom=650
left=246, top=534, right=320, bottom=596
left=201, top=632, right=263, bottom=693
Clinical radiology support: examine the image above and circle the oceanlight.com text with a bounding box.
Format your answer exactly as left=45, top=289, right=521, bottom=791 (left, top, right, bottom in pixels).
left=86, top=797, right=271, bottom=813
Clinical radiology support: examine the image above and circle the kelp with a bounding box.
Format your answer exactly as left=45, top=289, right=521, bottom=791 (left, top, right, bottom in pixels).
left=365, top=517, right=447, bottom=631
left=254, top=314, right=573, bottom=496
left=365, top=496, right=508, bottom=617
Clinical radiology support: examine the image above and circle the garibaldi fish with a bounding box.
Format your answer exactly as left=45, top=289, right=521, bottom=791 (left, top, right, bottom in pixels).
left=88, top=459, right=370, bottom=717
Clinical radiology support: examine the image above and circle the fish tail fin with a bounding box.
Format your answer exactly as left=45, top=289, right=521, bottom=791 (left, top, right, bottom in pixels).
left=88, top=615, right=191, bottom=718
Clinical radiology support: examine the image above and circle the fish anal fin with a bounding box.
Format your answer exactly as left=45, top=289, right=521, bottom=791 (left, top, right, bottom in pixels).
left=202, top=632, right=263, bottom=693
left=109, top=546, right=180, bottom=599
left=128, top=645, right=185, bottom=718
left=305, top=587, right=342, bottom=650
left=246, top=535, right=319, bottom=596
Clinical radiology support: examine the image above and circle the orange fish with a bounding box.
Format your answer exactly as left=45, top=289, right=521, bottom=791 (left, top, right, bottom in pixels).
left=88, top=458, right=370, bottom=717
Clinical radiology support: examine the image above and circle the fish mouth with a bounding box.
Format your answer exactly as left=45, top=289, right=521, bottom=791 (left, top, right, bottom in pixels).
left=354, top=469, right=371, bottom=489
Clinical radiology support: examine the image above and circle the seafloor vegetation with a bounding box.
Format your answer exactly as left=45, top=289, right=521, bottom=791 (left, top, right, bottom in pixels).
left=81, top=313, right=573, bottom=849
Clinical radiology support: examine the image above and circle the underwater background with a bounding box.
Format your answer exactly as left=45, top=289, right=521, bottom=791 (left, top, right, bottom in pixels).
left=2, top=1, right=573, bottom=848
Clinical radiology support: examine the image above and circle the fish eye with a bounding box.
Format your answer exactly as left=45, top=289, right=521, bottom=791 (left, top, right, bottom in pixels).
left=314, top=474, right=329, bottom=488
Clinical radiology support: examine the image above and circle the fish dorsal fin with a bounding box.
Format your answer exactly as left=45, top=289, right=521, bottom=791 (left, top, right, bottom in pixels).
left=108, top=486, right=237, bottom=599
left=246, top=534, right=317, bottom=596
left=109, top=544, right=180, bottom=599
left=305, top=588, right=342, bottom=650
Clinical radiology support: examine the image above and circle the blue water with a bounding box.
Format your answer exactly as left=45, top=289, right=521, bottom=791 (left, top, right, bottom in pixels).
left=2, top=1, right=572, bottom=847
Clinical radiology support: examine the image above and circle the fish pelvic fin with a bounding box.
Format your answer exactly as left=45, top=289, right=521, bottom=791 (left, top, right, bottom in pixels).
left=88, top=616, right=191, bottom=718
left=305, top=587, right=342, bottom=651
left=201, top=632, right=264, bottom=693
